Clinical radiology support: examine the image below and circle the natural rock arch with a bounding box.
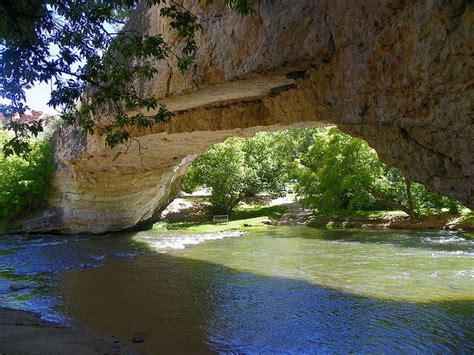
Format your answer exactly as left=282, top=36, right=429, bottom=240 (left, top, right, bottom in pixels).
left=19, top=0, right=473, bottom=233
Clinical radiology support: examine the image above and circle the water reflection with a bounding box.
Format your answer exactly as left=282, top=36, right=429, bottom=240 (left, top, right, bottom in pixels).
left=0, top=233, right=144, bottom=322
left=133, top=227, right=474, bottom=302
left=59, top=253, right=474, bottom=353
left=1, top=228, right=473, bottom=352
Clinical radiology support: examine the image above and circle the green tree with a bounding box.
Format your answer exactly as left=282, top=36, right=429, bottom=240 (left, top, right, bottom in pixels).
left=0, top=127, right=53, bottom=223
left=372, top=165, right=462, bottom=218
left=270, top=128, right=318, bottom=171
left=182, top=133, right=289, bottom=214
left=183, top=138, right=248, bottom=214
left=241, top=132, right=289, bottom=197
left=293, top=127, right=461, bottom=218
left=294, top=128, right=380, bottom=211
left=183, top=127, right=461, bottom=218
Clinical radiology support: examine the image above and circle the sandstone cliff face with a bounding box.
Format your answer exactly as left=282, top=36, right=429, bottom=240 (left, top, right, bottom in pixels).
left=18, top=0, right=473, bottom=234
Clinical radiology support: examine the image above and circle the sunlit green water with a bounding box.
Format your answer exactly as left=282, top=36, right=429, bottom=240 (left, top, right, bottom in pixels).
left=1, top=228, right=472, bottom=352
left=150, top=227, right=474, bottom=302
left=54, top=227, right=474, bottom=353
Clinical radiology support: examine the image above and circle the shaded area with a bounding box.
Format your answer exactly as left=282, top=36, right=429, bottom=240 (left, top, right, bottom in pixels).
left=0, top=308, right=135, bottom=354
left=1, top=227, right=473, bottom=353
left=0, top=233, right=145, bottom=322
left=59, top=252, right=474, bottom=354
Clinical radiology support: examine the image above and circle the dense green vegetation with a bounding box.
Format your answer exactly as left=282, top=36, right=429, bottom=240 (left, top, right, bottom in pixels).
left=182, top=127, right=463, bottom=219
left=0, top=127, right=53, bottom=227
left=182, top=136, right=289, bottom=214
left=292, top=128, right=461, bottom=219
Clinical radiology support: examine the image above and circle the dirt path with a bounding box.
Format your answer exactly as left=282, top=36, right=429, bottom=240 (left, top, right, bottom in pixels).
left=279, top=202, right=313, bottom=226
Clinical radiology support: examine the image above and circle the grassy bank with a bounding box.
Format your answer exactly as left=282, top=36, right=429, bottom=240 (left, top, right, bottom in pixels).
left=153, top=204, right=287, bottom=233
left=155, top=198, right=473, bottom=233
left=313, top=210, right=406, bottom=218
left=308, top=208, right=473, bottom=231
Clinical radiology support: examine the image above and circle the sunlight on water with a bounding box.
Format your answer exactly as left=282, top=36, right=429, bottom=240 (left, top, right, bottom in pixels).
left=60, top=227, right=474, bottom=353
left=1, top=228, right=473, bottom=352
left=135, top=227, right=474, bottom=303
left=134, top=230, right=244, bottom=251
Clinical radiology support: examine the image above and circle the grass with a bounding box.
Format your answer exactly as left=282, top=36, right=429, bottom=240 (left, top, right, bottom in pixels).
left=446, top=208, right=474, bottom=231
left=232, top=204, right=288, bottom=220
left=153, top=216, right=271, bottom=233
left=310, top=207, right=474, bottom=231
left=153, top=204, right=287, bottom=233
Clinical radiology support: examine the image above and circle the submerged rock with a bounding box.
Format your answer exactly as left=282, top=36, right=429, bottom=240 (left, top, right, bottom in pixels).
left=132, top=333, right=145, bottom=343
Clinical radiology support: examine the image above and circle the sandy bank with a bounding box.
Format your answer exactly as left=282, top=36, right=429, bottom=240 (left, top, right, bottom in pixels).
left=0, top=308, right=136, bottom=354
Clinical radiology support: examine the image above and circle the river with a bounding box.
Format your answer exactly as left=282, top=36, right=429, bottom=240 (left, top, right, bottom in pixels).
left=1, top=227, right=473, bottom=353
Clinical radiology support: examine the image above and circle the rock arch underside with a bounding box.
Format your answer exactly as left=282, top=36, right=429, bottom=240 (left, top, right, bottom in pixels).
left=18, top=0, right=473, bottom=234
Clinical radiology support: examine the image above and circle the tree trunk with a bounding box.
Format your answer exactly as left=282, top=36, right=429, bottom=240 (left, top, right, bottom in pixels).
left=405, top=178, right=415, bottom=220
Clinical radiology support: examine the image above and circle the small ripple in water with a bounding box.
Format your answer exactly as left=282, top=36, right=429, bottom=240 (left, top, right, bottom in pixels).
left=1, top=228, right=473, bottom=352
left=0, top=233, right=144, bottom=321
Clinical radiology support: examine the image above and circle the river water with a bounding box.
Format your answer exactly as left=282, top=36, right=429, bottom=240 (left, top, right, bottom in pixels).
left=1, top=227, right=473, bottom=353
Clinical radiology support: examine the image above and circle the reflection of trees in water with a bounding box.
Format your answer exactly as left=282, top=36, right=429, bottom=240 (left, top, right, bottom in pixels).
left=59, top=249, right=474, bottom=353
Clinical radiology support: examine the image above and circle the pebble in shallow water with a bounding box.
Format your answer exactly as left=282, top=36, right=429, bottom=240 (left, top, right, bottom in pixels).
left=132, top=333, right=145, bottom=343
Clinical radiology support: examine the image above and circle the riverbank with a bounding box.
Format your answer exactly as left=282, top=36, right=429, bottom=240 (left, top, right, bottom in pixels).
left=155, top=201, right=288, bottom=233
left=158, top=197, right=473, bottom=234
left=0, top=308, right=135, bottom=354
left=307, top=210, right=474, bottom=232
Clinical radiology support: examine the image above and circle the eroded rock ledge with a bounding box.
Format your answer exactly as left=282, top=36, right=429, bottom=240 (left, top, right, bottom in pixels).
left=17, top=0, right=473, bottom=234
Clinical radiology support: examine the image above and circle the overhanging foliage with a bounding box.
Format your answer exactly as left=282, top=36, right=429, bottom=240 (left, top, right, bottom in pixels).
left=0, top=0, right=259, bottom=156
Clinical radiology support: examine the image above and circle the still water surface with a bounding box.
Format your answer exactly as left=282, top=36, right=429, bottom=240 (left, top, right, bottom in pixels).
left=1, top=227, right=473, bottom=353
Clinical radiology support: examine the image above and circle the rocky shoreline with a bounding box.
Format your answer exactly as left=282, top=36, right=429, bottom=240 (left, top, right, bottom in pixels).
left=0, top=308, right=136, bottom=354
left=307, top=213, right=474, bottom=232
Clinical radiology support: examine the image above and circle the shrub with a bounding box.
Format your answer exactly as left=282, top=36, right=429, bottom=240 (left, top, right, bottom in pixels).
left=0, top=128, right=54, bottom=224
left=182, top=133, right=289, bottom=214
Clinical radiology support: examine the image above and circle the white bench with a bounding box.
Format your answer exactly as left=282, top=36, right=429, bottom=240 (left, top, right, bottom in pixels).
left=213, top=215, right=229, bottom=222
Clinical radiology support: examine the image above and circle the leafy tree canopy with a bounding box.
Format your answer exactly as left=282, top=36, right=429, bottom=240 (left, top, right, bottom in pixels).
left=182, top=133, right=289, bottom=214
left=183, top=127, right=463, bottom=217
left=292, top=128, right=462, bottom=218
left=0, top=126, right=53, bottom=223
left=0, top=0, right=257, bottom=156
